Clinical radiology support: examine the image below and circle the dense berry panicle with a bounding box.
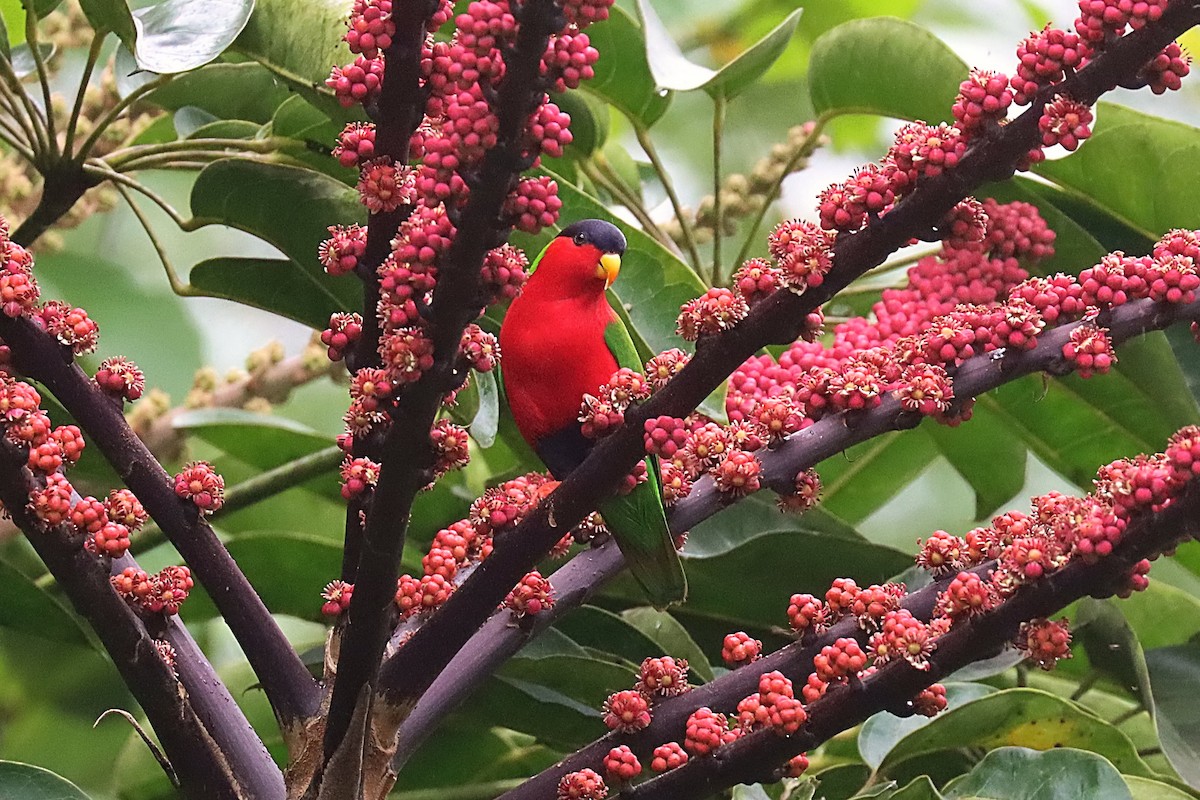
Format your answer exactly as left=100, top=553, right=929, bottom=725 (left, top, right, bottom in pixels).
left=637, top=655, right=690, bottom=698
left=1147, top=253, right=1200, bottom=304
left=89, top=521, right=131, bottom=558
left=801, top=672, right=828, bottom=704
left=785, top=753, right=811, bottom=778
left=47, top=307, right=99, bottom=355
left=643, top=416, right=689, bottom=459
left=938, top=570, right=997, bottom=619
left=952, top=68, right=1013, bottom=136
left=30, top=473, right=73, bottom=526
left=578, top=393, right=623, bottom=439
left=1018, top=617, right=1071, bottom=669
left=505, top=176, right=562, bottom=233
left=1143, top=41, right=1190, bottom=94
left=53, top=425, right=84, bottom=466
left=649, top=742, right=688, bottom=773
left=644, top=348, right=690, bottom=391
left=851, top=583, right=904, bottom=629
left=322, top=312, right=364, bottom=362
left=344, top=0, right=394, bottom=58
left=505, top=570, right=554, bottom=617
left=895, top=363, right=954, bottom=415
left=778, top=468, right=822, bottom=513
left=319, top=224, right=368, bottom=276
left=94, top=357, right=145, bottom=402
left=913, top=683, right=949, bottom=717
left=1038, top=95, right=1093, bottom=150
left=69, top=494, right=108, bottom=534
left=888, top=121, right=966, bottom=181
left=787, top=592, right=827, bottom=636
left=0, top=271, right=38, bottom=318
left=1071, top=497, right=1126, bottom=560
left=1166, top=425, right=1200, bottom=482
left=602, top=689, right=650, bottom=733
left=1063, top=324, right=1116, bottom=377
left=733, top=258, right=782, bottom=305
left=174, top=461, right=225, bottom=513
left=941, top=198, right=989, bottom=250
left=676, top=288, right=749, bottom=340
left=430, top=419, right=471, bottom=477
left=321, top=580, right=354, bottom=616
left=603, top=746, right=641, bottom=783
left=340, top=456, right=380, bottom=499
left=1118, top=557, right=1152, bottom=597
left=870, top=608, right=937, bottom=669
left=557, top=769, right=607, bottom=800
left=712, top=450, right=762, bottom=498
left=659, top=459, right=692, bottom=505
left=333, top=122, right=377, bottom=168
left=916, top=530, right=966, bottom=575
left=542, top=31, right=599, bottom=92
left=327, top=55, right=385, bottom=107
left=481, top=244, right=529, bottom=300
left=1013, top=26, right=1089, bottom=105
left=684, top=707, right=731, bottom=756
left=560, top=0, right=615, bottom=28
left=379, top=327, right=435, bottom=384
left=813, top=637, right=868, bottom=681
left=721, top=631, right=763, bottom=667
left=824, top=577, right=860, bottom=619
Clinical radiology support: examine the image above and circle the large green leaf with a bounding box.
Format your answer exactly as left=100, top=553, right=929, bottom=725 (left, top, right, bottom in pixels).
left=0, top=762, right=92, bottom=800
left=233, top=0, right=351, bottom=117
left=79, top=0, right=135, bottom=48
left=858, top=683, right=996, bottom=770
left=553, top=605, right=671, bottom=667
left=620, top=607, right=713, bottom=681
left=1036, top=104, right=1200, bottom=241
left=1125, top=776, right=1197, bottom=800
left=582, top=5, right=670, bottom=127
left=187, top=159, right=363, bottom=325
left=687, top=494, right=865, bottom=559
left=1145, top=644, right=1200, bottom=789
left=172, top=407, right=332, bottom=468
left=635, top=0, right=801, bottom=101
left=877, top=688, right=1154, bottom=778
left=0, top=560, right=91, bottom=649
left=818, top=430, right=940, bottom=525
left=189, top=256, right=356, bottom=331
left=1073, top=598, right=1155, bottom=710
left=926, top=401, right=1026, bottom=520
left=808, top=18, right=965, bottom=123
left=943, top=747, right=1132, bottom=800
left=182, top=532, right=341, bottom=622
left=144, top=61, right=291, bottom=123
left=133, top=0, right=255, bottom=74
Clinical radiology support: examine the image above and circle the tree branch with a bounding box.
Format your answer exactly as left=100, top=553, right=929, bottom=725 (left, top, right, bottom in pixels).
left=374, top=1, right=1200, bottom=715
left=0, top=314, right=321, bottom=728
left=616, top=483, right=1200, bottom=800
left=0, top=452, right=265, bottom=800
left=319, top=0, right=569, bottom=770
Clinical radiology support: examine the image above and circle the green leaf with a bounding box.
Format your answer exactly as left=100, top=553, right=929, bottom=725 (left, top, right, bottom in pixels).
left=553, top=605, right=670, bottom=667
left=858, top=682, right=996, bottom=770
left=1145, top=644, right=1200, bottom=789
left=1036, top=104, right=1200, bottom=241
left=582, top=5, right=669, bottom=127
left=0, top=560, right=91, bottom=648
left=808, top=18, right=965, bottom=123
left=470, top=368, right=500, bottom=448
left=232, top=0, right=352, bottom=117
left=183, top=532, right=341, bottom=622
left=926, top=401, right=1026, bottom=519
left=271, top=93, right=340, bottom=143
left=145, top=61, right=291, bottom=123
left=877, top=688, right=1154, bottom=778
left=620, top=607, right=713, bottom=681
left=549, top=89, right=608, bottom=161
left=819, top=430, right=940, bottom=524
left=687, top=494, right=865, bottom=559
left=79, top=0, right=135, bottom=48
left=634, top=1, right=800, bottom=101
left=0, top=13, right=8, bottom=59
left=10, top=42, right=54, bottom=79
left=132, top=0, right=255, bottom=74
left=1125, top=775, right=1199, bottom=799
left=189, top=256, right=357, bottom=329
left=944, top=747, right=1132, bottom=800
left=1074, top=598, right=1154, bottom=710
left=184, top=119, right=261, bottom=140
left=172, top=407, right=332, bottom=468
left=0, top=762, right=92, bottom=799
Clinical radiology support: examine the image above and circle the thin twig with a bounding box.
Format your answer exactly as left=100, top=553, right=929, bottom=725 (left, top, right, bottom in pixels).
left=73, top=73, right=172, bottom=163
left=112, top=181, right=197, bottom=295
left=636, top=123, right=705, bottom=275
left=711, top=93, right=726, bottom=283
left=22, top=4, right=57, bottom=156
left=63, top=35, right=104, bottom=158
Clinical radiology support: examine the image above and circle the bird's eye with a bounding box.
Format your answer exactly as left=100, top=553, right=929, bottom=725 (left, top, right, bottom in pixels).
left=573, top=233, right=587, bottom=246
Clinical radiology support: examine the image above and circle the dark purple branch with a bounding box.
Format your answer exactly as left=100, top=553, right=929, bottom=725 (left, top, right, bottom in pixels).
left=387, top=293, right=1200, bottom=771
left=0, top=314, right=320, bottom=725
left=0, top=453, right=266, bottom=800
left=375, top=3, right=1200, bottom=712
left=616, top=485, right=1200, bottom=800
left=320, top=0, right=569, bottom=765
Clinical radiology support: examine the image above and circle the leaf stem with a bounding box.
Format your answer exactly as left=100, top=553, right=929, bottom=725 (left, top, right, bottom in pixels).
left=81, top=160, right=213, bottom=229
left=580, top=158, right=670, bottom=245
left=74, top=73, right=173, bottom=164
left=0, top=48, right=47, bottom=154
left=105, top=137, right=288, bottom=170
left=63, top=34, right=105, bottom=159
left=711, top=92, right=726, bottom=284
left=634, top=122, right=704, bottom=276
left=111, top=181, right=197, bottom=296
left=1110, top=704, right=1145, bottom=726
left=22, top=2, right=56, bottom=156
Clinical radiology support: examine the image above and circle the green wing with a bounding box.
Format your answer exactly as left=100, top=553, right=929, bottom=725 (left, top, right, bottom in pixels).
left=600, top=318, right=687, bottom=607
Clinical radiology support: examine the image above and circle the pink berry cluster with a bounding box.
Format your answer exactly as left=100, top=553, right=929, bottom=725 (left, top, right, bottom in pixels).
left=111, top=564, right=194, bottom=616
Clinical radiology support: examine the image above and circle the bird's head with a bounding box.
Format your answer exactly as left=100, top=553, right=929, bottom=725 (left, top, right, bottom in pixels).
left=531, top=219, right=627, bottom=295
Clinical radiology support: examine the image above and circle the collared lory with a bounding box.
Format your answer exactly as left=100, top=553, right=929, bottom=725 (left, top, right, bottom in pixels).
left=499, top=219, right=687, bottom=607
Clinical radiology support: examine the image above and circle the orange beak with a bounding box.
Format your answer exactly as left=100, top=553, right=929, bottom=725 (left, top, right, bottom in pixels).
left=597, top=253, right=621, bottom=289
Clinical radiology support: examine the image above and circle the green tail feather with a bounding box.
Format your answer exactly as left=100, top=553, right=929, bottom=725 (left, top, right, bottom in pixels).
left=598, top=468, right=686, bottom=609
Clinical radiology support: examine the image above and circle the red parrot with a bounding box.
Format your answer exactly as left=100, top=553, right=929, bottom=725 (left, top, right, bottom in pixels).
left=500, top=219, right=687, bottom=607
